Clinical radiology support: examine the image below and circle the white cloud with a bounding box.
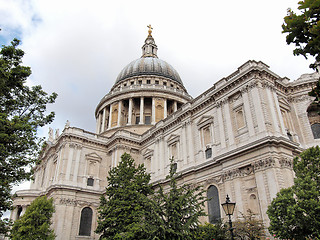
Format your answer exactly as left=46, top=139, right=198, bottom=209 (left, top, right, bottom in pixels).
left=1, top=0, right=316, bottom=153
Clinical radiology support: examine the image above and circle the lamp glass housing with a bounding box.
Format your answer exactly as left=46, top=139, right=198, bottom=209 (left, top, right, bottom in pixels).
left=221, top=197, right=236, bottom=215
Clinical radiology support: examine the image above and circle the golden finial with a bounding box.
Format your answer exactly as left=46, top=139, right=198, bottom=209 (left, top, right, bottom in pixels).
left=147, top=24, right=153, bottom=36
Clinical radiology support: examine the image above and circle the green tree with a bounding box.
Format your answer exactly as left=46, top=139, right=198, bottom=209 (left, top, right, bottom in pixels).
left=267, top=146, right=320, bottom=239
left=152, top=158, right=207, bottom=240
left=10, top=195, right=55, bottom=240
left=233, top=209, right=265, bottom=240
left=0, top=39, right=57, bottom=234
left=282, top=0, right=320, bottom=70
left=95, top=153, right=154, bottom=240
left=191, top=221, right=228, bottom=240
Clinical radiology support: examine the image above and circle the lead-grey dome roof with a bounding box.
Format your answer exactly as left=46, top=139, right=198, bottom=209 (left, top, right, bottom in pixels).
left=115, top=57, right=183, bottom=85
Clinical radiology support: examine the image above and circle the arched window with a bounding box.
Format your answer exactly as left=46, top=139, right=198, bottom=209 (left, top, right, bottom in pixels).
left=307, top=104, right=320, bottom=139
left=207, top=185, right=221, bottom=224
left=79, top=207, right=93, bottom=236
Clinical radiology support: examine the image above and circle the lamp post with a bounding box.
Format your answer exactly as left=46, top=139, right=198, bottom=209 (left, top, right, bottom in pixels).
left=221, top=195, right=236, bottom=240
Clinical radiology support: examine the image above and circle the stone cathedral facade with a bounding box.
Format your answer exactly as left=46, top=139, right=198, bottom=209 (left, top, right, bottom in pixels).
left=11, top=29, right=320, bottom=239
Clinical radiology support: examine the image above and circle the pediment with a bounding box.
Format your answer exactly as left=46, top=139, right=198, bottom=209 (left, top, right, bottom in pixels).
left=197, top=115, right=214, bottom=129
left=85, top=152, right=102, bottom=163
left=143, top=149, right=154, bottom=158
left=278, top=97, right=291, bottom=110
left=167, top=134, right=180, bottom=145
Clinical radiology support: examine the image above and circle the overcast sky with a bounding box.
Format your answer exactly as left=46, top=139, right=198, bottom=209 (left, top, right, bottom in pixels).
left=1, top=0, right=316, bottom=137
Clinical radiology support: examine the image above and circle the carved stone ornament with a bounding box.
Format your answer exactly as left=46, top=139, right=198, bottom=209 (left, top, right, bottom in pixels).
left=279, top=157, right=293, bottom=168
left=59, top=198, right=98, bottom=207
left=253, top=157, right=275, bottom=171
left=205, top=175, right=223, bottom=185
left=288, top=95, right=313, bottom=103
left=222, top=165, right=254, bottom=181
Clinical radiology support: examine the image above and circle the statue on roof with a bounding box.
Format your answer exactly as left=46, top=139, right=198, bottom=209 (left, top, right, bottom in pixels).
left=147, top=24, right=153, bottom=36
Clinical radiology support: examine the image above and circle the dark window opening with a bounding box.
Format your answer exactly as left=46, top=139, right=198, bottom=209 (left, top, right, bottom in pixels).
left=145, top=116, right=151, bottom=124
left=205, top=148, right=212, bottom=159
left=172, top=163, right=177, bottom=173
left=163, top=82, right=167, bottom=86
left=311, top=123, right=320, bottom=139
left=131, top=81, right=134, bottom=85
left=207, top=185, right=221, bottom=224
left=87, top=177, right=94, bottom=186
left=79, top=207, right=93, bottom=236
left=147, top=80, right=151, bottom=84
left=138, top=80, right=142, bottom=85
left=17, top=205, right=22, bottom=219
left=155, top=80, right=159, bottom=84
left=135, top=116, right=140, bottom=124
left=287, top=132, right=293, bottom=141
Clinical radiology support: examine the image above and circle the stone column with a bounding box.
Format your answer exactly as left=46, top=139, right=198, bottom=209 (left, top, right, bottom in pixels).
left=223, top=99, right=235, bottom=146
left=21, top=205, right=27, bottom=216
left=187, top=120, right=194, bottom=164
left=273, top=90, right=286, bottom=135
left=217, top=103, right=226, bottom=149
left=252, top=85, right=266, bottom=133
left=174, top=101, right=178, bottom=112
left=97, top=112, right=102, bottom=133
left=108, top=105, right=112, bottom=129
left=159, top=137, right=164, bottom=176
left=242, top=89, right=255, bottom=137
left=139, top=97, right=144, bottom=124
left=72, top=146, right=82, bottom=184
left=128, top=98, right=133, bottom=125
left=101, top=107, right=106, bottom=132
left=182, top=123, right=188, bottom=165
left=266, top=86, right=280, bottom=134
left=164, top=99, right=167, bottom=118
left=65, top=144, right=74, bottom=181
left=152, top=97, right=156, bottom=124
left=95, top=115, right=100, bottom=133
left=54, top=146, right=63, bottom=182
left=11, top=207, right=18, bottom=221
left=117, top=100, right=122, bottom=127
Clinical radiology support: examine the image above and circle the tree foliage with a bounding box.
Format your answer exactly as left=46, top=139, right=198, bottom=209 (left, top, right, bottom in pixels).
left=0, top=39, right=57, bottom=233
left=282, top=0, right=320, bottom=69
left=10, top=195, right=55, bottom=240
left=95, top=153, right=154, bottom=240
left=151, top=158, right=207, bottom=240
left=0, top=39, right=57, bottom=234
left=267, top=146, right=320, bottom=239
left=191, top=221, right=228, bottom=240
left=233, top=209, right=265, bottom=240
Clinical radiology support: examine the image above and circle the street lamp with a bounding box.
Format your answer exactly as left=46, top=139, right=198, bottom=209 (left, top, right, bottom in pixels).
left=221, top=195, right=236, bottom=240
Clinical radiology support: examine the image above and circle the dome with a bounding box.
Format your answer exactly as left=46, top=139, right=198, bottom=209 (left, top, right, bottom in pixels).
left=115, top=57, right=183, bottom=84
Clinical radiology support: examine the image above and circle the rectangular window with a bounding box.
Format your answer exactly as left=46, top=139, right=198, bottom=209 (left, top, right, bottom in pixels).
left=145, top=116, right=151, bottom=124
left=155, top=80, right=159, bottom=84
left=138, top=80, right=142, bottom=85
left=147, top=80, right=151, bottom=84
left=205, top=148, right=212, bottom=159
left=163, top=82, right=167, bottom=86
left=135, top=116, right=140, bottom=124
left=87, top=177, right=94, bottom=186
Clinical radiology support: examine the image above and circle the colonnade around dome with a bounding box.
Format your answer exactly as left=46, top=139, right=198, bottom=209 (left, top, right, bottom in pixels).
left=96, top=95, right=184, bottom=134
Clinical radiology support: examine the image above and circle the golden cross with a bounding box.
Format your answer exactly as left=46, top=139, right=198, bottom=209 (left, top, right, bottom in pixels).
left=147, top=24, right=153, bottom=36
